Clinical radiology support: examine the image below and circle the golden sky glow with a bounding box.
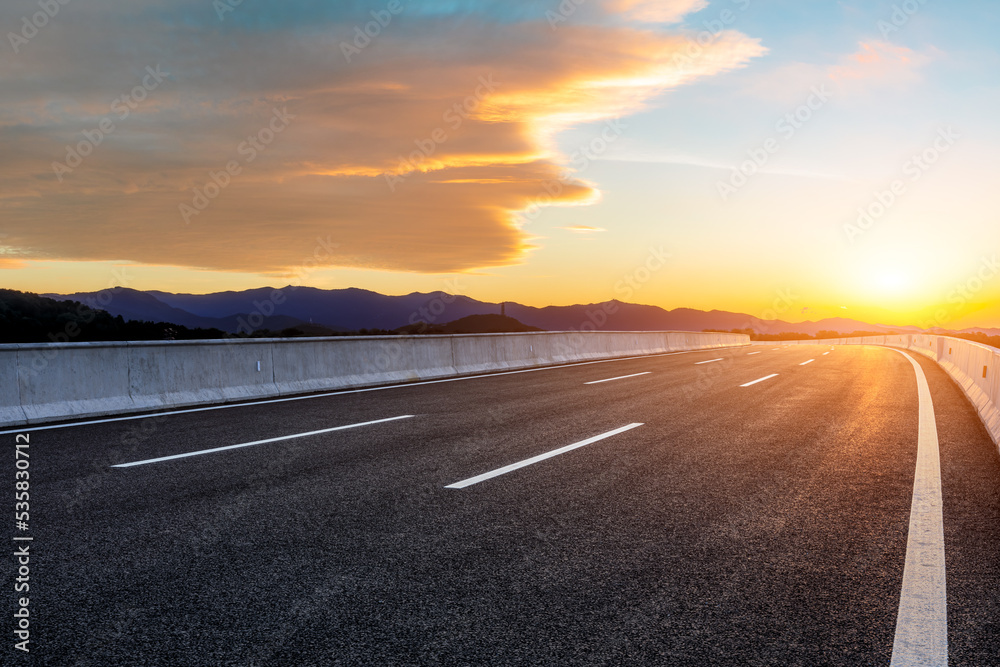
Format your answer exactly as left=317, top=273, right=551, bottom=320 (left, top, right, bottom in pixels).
left=2, top=0, right=999, bottom=329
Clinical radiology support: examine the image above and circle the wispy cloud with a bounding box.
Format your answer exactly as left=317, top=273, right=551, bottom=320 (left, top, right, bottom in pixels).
left=608, top=0, right=709, bottom=24
left=560, top=225, right=607, bottom=233
left=828, top=40, right=936, bottom=88
left=601, top=152, right=852, bottom=182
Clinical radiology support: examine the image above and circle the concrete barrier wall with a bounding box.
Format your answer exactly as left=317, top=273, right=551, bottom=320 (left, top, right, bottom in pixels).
left=780, top=334, right=1000, bottom=455
left=0, top=350, right=25, bottom=426
left=0, top=331, right=748, bottom=427
left=17, top=343, right=133, bottom=424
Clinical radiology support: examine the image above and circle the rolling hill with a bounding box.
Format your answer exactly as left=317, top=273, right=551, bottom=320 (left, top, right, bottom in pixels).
left=45, top=286, right=930, bottom=336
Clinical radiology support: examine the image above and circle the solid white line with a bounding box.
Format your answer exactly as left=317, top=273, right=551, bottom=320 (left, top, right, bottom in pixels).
left=0, top=350, right=711, bottom=435
left=740, top=374, right=778, bottom=387
left=111, top=415, right=415, bottom=468
left=799, top=359, right=815, bottom=366
left=695, top=358, right=724, bottom=365
left=747, top=352, right=761, bottom=356
left=889, top=350, right=947, bottom=666
left=584, top=372, right=651, bottom=385
left=445, top=423, right=643, bottom=489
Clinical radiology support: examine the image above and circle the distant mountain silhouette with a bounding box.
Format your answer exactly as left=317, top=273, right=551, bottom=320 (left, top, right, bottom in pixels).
left=57, top=288, right=228, bottom=330
left=146, top=286, right=488, bottom=331
left=956, top=326, right=1000, bottom=337
left=47, top=285, right=929, bottom=336
left=49, top=287, right=349, bottom=334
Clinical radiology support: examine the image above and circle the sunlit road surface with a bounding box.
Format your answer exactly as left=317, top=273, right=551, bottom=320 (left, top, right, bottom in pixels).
left=13, top=345, right=1000, bottom=666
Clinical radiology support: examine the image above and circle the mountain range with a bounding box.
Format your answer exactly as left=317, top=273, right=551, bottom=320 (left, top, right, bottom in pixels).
left=44, top=286, right=1000, bottom=337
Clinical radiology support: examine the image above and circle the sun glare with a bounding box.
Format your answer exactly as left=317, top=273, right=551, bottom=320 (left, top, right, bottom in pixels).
left=874, top=268, right=910, bottom=294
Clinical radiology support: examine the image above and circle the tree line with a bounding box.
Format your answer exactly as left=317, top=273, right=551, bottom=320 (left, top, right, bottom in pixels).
left=0, top=290, right=227, bottom=344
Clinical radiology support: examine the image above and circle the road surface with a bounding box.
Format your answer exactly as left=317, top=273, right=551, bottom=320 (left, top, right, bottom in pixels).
left=6, top=344, right=1000, bottom=665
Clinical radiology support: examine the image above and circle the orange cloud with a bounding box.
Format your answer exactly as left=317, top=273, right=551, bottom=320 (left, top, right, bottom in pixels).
left=829, top=41, right=933, bottom=86
left=0, top=258, right=28, bottom=270
left=0, top=8, right=764, bottom=275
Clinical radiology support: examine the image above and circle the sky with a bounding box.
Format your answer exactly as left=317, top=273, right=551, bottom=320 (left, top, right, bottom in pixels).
left=2, top=0, right=999, bottom=329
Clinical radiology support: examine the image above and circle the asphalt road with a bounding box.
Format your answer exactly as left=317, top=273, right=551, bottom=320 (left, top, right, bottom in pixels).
left=6, top=345, right=1000, bottom=666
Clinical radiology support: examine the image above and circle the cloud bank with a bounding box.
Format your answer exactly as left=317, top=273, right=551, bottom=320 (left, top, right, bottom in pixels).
left=0, top=0, right=764, bottom=274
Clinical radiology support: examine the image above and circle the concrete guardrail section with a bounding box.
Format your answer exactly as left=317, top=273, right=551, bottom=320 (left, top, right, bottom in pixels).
left=783, top=334, right=1000, bottom=456
left=0, top=331, right=749, bottom=428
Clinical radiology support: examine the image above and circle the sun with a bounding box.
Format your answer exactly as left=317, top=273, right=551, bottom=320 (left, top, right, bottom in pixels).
left=873, top=268, right=911, bottom=294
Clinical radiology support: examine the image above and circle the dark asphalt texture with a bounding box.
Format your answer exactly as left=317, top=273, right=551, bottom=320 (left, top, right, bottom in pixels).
left=5, top=345, right=1000, bottom=666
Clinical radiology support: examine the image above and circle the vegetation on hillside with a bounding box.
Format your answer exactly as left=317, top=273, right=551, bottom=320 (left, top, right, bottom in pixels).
left=947, top=331, right=1000, bottom=349
left=0, top=289, right=227, bottom=344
